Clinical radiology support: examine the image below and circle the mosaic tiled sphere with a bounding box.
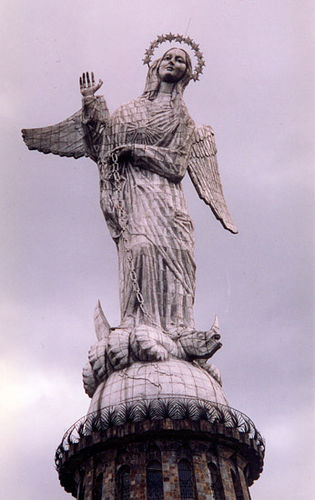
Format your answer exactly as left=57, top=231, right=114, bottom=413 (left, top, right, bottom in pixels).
left=88, top=359, right=228, bottom=413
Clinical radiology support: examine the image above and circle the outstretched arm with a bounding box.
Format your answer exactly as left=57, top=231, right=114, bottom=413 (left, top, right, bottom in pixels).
left=21, top=73, right=109, bottom=161
left=80, top=72, right=110, bottom=161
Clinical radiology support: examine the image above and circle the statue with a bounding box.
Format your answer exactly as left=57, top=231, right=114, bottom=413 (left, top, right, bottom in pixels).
left=22, top=34, right=237, bottom=397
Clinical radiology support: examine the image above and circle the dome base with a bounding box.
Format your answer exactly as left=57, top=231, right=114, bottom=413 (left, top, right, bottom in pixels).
left=88, top=359, right=228, bottom=413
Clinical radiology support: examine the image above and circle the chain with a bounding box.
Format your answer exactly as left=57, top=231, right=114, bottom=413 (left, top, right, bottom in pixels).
left=99, top=152, right=157, bottom=326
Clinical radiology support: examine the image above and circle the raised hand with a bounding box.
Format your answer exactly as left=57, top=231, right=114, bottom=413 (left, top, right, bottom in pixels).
left=79, top=72, right=103, bottom=97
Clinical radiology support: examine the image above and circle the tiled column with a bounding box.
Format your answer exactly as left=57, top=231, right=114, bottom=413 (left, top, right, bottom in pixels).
left=103, top=450, right=116, bottom=500
left=161, top=446, right=181, bottom=500
left=191, top=447, right=212, bottom=500
left=236, top=456, right=251, bottom=500
left=217, top=446, right=236, bottom=500
left=130, top=447, right=146, bottom=500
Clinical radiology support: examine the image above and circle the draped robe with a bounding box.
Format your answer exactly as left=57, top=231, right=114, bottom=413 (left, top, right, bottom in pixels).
left=82, top=94, right=196, bottom=337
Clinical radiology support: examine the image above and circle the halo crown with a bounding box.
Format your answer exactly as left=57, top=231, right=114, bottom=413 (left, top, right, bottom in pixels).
left=143, top=33, right=205, bottom=82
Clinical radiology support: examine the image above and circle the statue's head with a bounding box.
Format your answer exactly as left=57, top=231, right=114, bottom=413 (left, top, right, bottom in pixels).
left=142, top=46, right=192, bottom=100
left=158, top=47, right=192, bottom=85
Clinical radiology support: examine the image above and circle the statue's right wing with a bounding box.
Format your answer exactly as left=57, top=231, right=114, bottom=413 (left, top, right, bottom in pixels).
left=22, top=110, right=87, bottom=159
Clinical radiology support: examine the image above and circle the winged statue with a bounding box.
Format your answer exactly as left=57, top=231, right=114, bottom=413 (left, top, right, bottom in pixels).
left=22, top=39, right=237, bottom=380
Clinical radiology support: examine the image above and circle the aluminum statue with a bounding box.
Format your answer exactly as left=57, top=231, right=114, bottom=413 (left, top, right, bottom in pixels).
left=22, top=34, right=237, bottom=398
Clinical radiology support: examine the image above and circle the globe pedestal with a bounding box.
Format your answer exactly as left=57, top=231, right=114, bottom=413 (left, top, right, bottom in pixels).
left=88, top=359, right=228, bottom=412
left=56, top=360, right=264, bottom=499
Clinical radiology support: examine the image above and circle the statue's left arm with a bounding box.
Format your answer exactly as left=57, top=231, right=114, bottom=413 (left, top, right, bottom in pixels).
left=187, top=125, right=238, bottom=234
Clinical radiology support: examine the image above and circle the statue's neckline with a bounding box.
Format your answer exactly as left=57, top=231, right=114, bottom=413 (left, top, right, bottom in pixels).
left=153, top=94, right=172, bottom=108
left=155, top=93, right=172, bottom=102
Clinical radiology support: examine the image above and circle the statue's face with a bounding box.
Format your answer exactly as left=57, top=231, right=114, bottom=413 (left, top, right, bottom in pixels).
left=158, top=48, right=187, bottom=83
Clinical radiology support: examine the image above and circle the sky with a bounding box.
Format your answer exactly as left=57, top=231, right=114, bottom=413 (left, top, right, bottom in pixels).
left=0, top=0, right=314, bottom=498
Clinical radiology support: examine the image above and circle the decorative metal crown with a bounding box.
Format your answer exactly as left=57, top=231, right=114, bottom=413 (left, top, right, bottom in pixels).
left=143, top=33, right=205, bottom=81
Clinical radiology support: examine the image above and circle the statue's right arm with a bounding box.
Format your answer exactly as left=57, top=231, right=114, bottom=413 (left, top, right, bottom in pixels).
left=80, top=72, right=110, bottom=161
left=21, top=72, right=109, bottom=161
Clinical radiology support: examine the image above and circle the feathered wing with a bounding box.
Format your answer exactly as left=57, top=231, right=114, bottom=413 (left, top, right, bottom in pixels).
left=22, top=109, right=88, bottom=159
left=187, top=125, right=238, bottom=234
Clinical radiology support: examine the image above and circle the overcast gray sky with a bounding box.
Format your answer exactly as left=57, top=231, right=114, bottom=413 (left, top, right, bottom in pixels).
left=0, top=0, right=314, bottom=498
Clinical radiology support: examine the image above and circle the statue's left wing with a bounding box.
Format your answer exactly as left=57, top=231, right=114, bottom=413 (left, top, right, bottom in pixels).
left=187, top=125, right=238, bottom=234
left=22, top=110, right=87, bottom=159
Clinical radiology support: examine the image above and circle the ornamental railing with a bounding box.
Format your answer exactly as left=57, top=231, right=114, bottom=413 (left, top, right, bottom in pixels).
left=55, top=397, right=265, bottom=470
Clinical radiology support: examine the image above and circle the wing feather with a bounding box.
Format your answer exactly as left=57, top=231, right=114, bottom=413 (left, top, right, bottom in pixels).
left=188, top=125, right=238, bottom=234
left=21, top=110, right=86, bottom=159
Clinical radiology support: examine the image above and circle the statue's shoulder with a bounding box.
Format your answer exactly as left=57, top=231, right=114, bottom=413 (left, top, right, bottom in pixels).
left=112, top=97, right=146, bottom=120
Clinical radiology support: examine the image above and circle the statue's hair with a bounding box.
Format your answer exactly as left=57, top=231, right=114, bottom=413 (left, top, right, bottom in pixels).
left=142, top=47, right=193, bottom=102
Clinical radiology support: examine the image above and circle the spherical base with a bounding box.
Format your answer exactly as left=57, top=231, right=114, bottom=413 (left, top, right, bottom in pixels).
left=55, top=360, right=265, bottom=498
left=88, top=359, right=228, bottom=413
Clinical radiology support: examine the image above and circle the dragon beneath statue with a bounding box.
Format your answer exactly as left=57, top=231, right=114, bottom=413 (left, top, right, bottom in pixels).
left=83, top=301, right=222, bottom=397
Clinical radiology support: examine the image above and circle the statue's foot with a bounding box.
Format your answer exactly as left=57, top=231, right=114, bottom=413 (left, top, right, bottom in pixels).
left=107, top=327, right=131, bottom=370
